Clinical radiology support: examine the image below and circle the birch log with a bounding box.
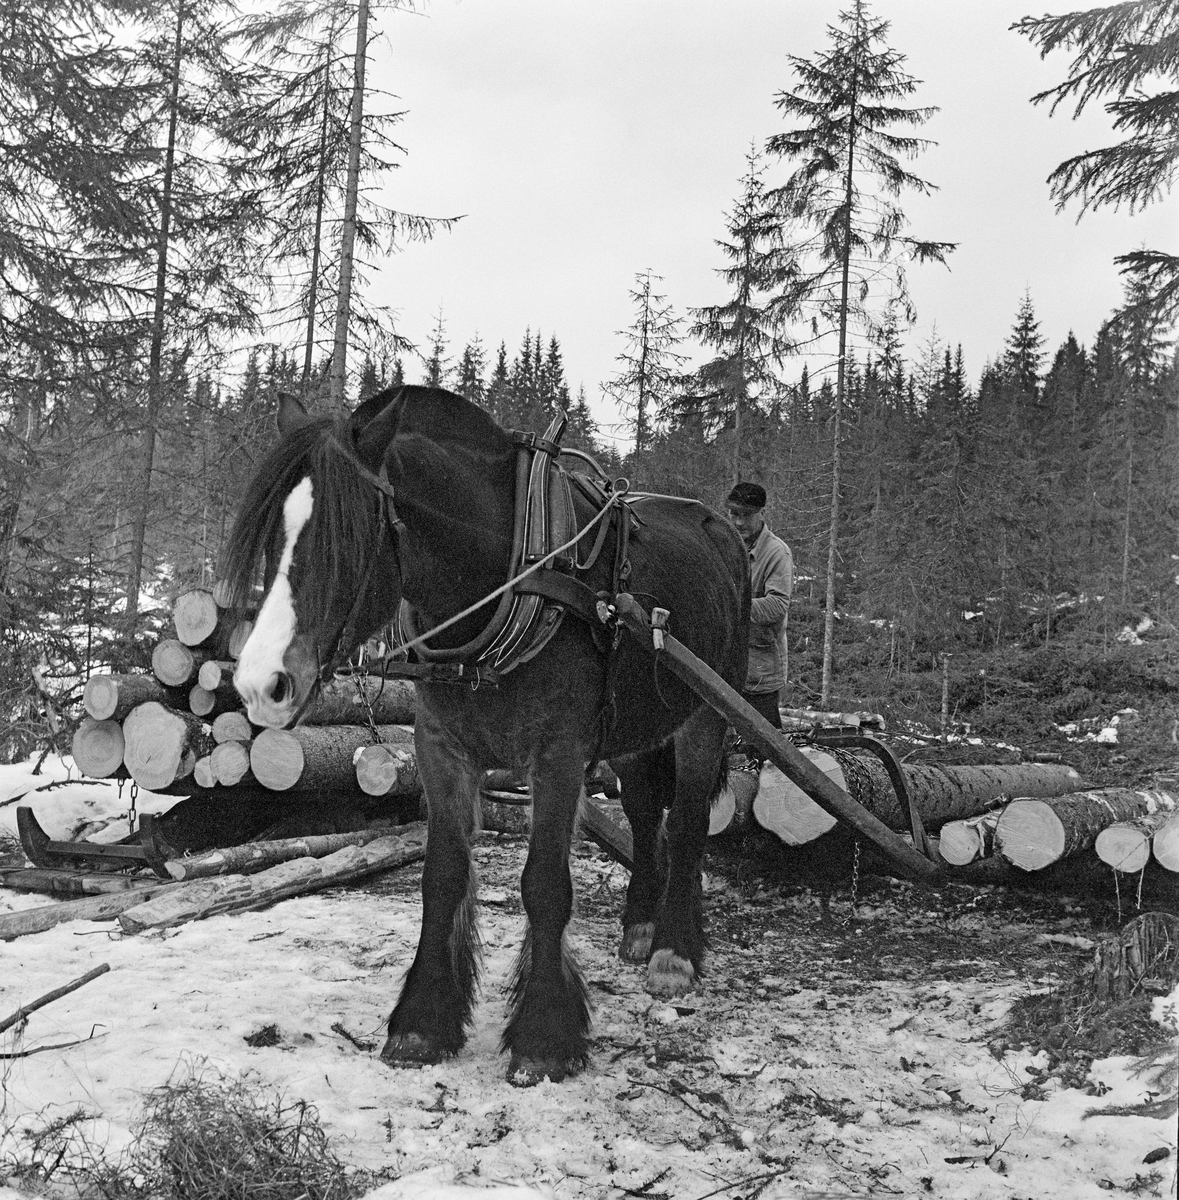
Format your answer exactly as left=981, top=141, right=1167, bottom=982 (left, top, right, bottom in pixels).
left=1095, top=810, right=1177, bottom=874
left=164, top=828, right=395, bottom=879
left=1152, top=812, right=1179, bottom=872
left=996, top=789, right=1178, bottom=870
left=938, top=810, right=1003, bottom=866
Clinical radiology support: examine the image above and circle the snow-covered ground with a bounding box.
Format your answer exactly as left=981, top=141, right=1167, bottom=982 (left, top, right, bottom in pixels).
left=2, top=756, right=1176, bottom=1199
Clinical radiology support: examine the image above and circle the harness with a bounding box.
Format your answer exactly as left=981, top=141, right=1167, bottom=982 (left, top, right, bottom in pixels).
left=320, top=411, right=638, bottom=692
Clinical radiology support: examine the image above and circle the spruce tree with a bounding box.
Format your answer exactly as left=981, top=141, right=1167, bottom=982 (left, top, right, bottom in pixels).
left=603, top=270, right=687, bottom=458
left=1013, top=0, right=1179, bottom=323
left=454, top=337, right=487, bottom=408
left=766, top=0, right=955, bottom=704
left=686, top=148, right=793, bottom=484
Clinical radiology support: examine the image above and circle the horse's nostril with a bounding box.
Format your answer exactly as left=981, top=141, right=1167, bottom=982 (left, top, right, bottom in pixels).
left=270, top=672, right=292, bottom=705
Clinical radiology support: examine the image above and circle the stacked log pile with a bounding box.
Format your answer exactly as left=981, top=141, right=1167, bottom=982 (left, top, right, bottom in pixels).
left=71, top=587, right=420, bottom=803
left=746, top=745, right=1178, bottom=884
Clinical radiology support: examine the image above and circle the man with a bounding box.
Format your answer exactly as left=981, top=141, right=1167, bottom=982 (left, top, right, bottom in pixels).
left=725, top=481, right=793, bottom=728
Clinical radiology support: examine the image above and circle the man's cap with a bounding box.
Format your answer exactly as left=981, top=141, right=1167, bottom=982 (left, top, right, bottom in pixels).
left=726, top=481, right=766, bottom=511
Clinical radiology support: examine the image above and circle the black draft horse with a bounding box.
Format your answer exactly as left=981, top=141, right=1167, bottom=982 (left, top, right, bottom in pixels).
left=222, top=385, right=749, bottom=1085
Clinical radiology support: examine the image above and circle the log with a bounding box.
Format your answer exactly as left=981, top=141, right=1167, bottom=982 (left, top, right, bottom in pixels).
left=83, top=673, right=185, bottom=722
left=197, top=659, right=234, bottom=691
left=211, top=710, right=253, bottom=744
left=1095, top=811, right=1176, bottom=874
left=306, top=676, right=417, bottom=726
left=173, top=589, right=219, bottom=646
left=121, top=701, right=216, bottom=791
left=0, top=884, right=173, bottom=941
left=939, top=810, right=1002, bottom=866
left=152, top=639, right=203, bottom=687
left=781, top=706, right=886, bottom=731
left=746, top=754, right=1086, bottom=848
left=0, top=868, right=161, bottom=898
left=193, top=755, right=217, bottom=789
left=187, top=677, right=240, bottom=718
left=752, top=752, right=842, bottom=844
left=996, top=789, right=1178, bottom=870
left=210, top=740, right=252, bottom=786
left=163, top=828, right=394, bottom=880
left=1154, top=813, right=1179, bottom=872
left=119, top=826, right=428, bottom=932
left=211, top=578, right=234, bottom=608
left=71, top=717, right=125, bottom=779
left=354, top=743, right=419, bottom=796
left=249, top=724, right=414, bottom=793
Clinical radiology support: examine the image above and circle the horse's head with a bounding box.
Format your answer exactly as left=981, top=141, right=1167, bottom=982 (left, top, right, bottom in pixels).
left=222, top=391, right=405, bottom=728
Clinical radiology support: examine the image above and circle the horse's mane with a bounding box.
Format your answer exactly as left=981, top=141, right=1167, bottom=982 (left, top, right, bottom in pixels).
left=219, top=416, right=382, bottom=632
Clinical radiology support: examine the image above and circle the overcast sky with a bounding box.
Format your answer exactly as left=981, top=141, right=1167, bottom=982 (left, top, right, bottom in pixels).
left=364, top=0, right=1175, bottom=448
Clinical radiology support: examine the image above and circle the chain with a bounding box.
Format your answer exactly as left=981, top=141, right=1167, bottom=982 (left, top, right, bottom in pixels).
left=353, top=647, right=383, bottom=745
left=127, top=780, right=139, bottom=837
left=846, top=839, right=862, bottom=921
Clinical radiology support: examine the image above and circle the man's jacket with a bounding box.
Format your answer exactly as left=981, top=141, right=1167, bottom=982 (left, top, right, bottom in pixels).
left=745, top=522, right=793, bottom=693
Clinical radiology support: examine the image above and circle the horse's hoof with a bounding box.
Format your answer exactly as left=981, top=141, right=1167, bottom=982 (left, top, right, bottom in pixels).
left=620, top=921, right=654, bottom=962
left=646, top=947, right=695, bottom=996
left=380, top=1032, right=444, bottom=1066
left=506, top=1054, right=580, bottom=1087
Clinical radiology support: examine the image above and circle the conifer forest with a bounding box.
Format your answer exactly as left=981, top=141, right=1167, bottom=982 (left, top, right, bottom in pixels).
left=1, top=0, right=1176, bottom=768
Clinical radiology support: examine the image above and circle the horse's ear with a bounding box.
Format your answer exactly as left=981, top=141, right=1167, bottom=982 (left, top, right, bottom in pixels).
left=276, top=391, right=310, bottom=435
left=354, top=395, right=403, bottom=471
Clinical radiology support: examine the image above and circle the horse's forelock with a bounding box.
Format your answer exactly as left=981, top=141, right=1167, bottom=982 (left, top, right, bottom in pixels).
left=220, top=419, right=381, bottom=633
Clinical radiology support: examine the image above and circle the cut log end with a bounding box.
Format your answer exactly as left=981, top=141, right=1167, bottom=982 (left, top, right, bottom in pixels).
left=72, top=718, right=125, bottom=779
left=152, top=639, right=196, bottom=687
left=995, top=800, right=1063, bottom=871
left=249, top=728, right=305, bottom=791
left=174, top=589, right=219, bottom=647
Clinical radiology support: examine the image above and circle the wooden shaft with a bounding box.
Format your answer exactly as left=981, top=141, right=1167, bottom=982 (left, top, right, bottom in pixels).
left=612, top=600, right=938, bottom=880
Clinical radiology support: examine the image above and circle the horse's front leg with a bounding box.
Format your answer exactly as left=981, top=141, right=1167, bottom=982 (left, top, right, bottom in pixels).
left=502, top=745, right=590, bottom=1086
left=382, top=714, right=481, bottom=1066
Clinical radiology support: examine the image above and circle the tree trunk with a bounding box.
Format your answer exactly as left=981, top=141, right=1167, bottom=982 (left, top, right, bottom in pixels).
left=996, top=790, right=1178, bottom=870
left=820, top=69, right=858, bottom=709
left=126, top=0, right=185, bottom=616
left=302, top=27, right=335, bottom=392
left=327, top=0, right=370, bottom=411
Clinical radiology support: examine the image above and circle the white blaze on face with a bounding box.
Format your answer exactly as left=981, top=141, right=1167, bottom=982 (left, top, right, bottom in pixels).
left=234, top=476, right=314, bottom=723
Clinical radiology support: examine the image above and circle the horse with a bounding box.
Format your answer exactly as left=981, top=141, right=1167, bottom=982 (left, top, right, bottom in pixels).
left=221, top=384, right=750, bottom=1085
